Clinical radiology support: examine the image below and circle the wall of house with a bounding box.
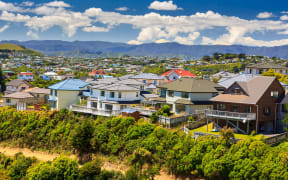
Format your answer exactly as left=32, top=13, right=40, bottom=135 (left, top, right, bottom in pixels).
left=167, top=72, right=179, bottom=81
left=6, top=83, right=31, bottom=93
left=3, top=98, right=19, bottom=106
left=133, top=78, right=166, bottom=86
left=91, top=89, right=140, bottom=102
left=56, top=90, right=80, bottom=110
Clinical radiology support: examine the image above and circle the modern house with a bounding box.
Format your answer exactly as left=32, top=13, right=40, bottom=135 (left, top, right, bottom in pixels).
left=155, top=77, right=224, bottom=114
left=71, top=78, right=144, bottom=117
left=161, top=69, right=197, bottom=82
left=17, top=72, right=34, bottom=81
left=48, top=79, right=89, bottom=110
left=129, top=73, right=167, bottom=93
left=245, top=62, right=288, bottom=75
left=207, top=76, right=285, bottom=134
left=5, top=79, right=32, bottom=95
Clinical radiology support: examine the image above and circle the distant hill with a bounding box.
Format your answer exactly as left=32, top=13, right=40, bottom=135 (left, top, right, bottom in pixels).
left=0, top=43, right=43, bottom=56
left=1, top=40, right=288, bottom=58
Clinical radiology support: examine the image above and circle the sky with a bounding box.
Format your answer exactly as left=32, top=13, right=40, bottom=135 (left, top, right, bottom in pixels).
left=1, top=0, right=288, bottom=46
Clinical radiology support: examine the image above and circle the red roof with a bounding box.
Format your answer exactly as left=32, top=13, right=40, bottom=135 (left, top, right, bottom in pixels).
left=162, top=69, right=196, bottom=77
left=89, top=70, right=106, bottom=76
left=18, top=72, right=34, bottom=76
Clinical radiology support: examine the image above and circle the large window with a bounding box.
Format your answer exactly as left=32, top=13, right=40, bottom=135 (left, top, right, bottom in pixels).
left=181, top=92, right=189, bottom=98
left=168, top=90, right=174, bottom=97
left=217, top=104, right=226, bottom=111
left=244, top=106, right=252, bottom=113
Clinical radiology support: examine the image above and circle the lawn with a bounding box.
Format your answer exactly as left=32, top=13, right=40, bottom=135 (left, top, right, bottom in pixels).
left=189, top=123, right=266, bottom=140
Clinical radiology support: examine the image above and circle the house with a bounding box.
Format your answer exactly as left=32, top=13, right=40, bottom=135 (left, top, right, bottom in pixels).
left=155, top=77, right=224, bottom=114
left=129, top=73, right=167, bottom=93
left=218, top=74, right=257, bottom=89
left=161, top=69, right=197, bottom=82
left=245, top=62, right=288, bottom=75
left=5, top=79, right=32, bottom=95
left=48, top=79, right=89, bottom=110
left=17, top=72, right=34, bottom=81
left=3, top=70, right=15, bottom=79
left=39, top=72, right=58, bottom=80
left=210, top=71, right=236, bottom=81
left=88, top=70, right=107, bottom=78
left=70, top=78, right=144, bottom=117
left=207, top=76, right=285, bottom=134
left=3, top=87, right=50, bottom=110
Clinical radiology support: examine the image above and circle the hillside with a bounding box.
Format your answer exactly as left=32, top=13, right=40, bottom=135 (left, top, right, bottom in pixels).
left=0, top=43, right=43, bottom=56
left=2, top=40, right=288, bottom=58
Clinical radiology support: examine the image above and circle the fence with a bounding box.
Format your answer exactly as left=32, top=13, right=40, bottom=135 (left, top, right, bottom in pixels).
left=264, top=132, right=288, bottom=146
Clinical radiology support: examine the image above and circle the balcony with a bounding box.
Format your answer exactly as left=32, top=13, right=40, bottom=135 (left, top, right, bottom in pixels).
left=205, top=110, right=256, bottom=121
left=70, top=104, right=121, bottom=117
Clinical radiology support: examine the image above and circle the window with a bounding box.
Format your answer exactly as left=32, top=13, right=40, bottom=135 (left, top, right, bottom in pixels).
left=110, top=92, right=115, bottom=98
left=181, top=92, right=189, bottom=98
left=136, top=92, right=139, bottom=97
left=143, top=80, right=146, bottom=83
left=101, top=91, right=105, bottom=96
left=264, top=106, right=271, bottom=116
left=231, top=105, right=239, bottom=112
left=244, top=106, right=252, bottom=113
left=154, top=80, right=157, bottom=85
left=50, top=90, right=53, bottom=96
left=54, top=90, right=57, bottom=97
left=212, top=92, right=218, bottom=97
left=118, top=92, right=122, bottom=98
left=217, top=104, right=226, bottom=111
left=21, top=87, right=26, bottom=90
left=232, top=88, right=240, bottom=94
left=168, top=90, right=174, bottom=97
left=271, top=91, right=279, bottom=98
left=6, top=99, right=10, bottom=103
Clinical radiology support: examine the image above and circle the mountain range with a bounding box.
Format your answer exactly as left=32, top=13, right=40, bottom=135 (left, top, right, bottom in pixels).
left=1, top=40, right=288, bottom=59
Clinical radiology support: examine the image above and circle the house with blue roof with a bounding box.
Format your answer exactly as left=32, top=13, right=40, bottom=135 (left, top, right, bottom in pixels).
left=48, top=79, right=89, bottom=110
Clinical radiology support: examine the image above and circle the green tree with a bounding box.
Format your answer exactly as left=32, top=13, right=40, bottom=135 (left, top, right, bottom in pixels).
left=8, top=153, right=33, bottom=180
left=51, top=156, right=78, bottom=180
left=78, top=159, right=102, bottom=179
left=26, top=162, right=59, bottom=180
left=0, top=67, right=6, bottom=93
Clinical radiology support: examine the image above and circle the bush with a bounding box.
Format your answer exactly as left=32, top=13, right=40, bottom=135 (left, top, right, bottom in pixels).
left=78, top=159, right=102, bottom=179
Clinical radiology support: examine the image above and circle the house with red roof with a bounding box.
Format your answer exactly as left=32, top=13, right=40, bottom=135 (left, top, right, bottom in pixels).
left=17, top=72, right=34, bottom=81
left=161, top=69, right=197, bottom=82
left=88, top=70, right=107, bottom=78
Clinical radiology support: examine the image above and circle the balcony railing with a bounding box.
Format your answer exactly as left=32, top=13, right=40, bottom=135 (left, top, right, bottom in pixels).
left=205, top=110, right=256, bottom=121
left=70, top=105, right=121, bottom=117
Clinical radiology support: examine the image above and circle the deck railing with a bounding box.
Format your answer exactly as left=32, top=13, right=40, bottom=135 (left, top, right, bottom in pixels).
left=205, top=110, right=256, bottom=121
left=70, top=105, right=121, bottom=117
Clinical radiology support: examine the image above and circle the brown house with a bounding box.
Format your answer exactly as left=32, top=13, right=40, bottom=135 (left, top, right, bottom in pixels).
left=206, top=76, right=285, bottom=134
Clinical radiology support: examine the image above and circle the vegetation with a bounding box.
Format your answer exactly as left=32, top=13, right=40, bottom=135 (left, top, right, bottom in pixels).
left=0, top=43, right=43, bottom=56
left=0, top=67, right=6, bottom=93
left=0, top=107, right=288, bottom=179
left=261, top=69, right=288, bottom=84
left=0, top=153, right=124, bottom=180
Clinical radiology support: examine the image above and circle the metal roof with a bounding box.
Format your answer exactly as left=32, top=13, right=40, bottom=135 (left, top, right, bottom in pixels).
left=48, top=79, right=88, bottom=91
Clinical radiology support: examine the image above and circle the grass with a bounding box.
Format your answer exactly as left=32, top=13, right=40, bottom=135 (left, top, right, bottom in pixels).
left=0, top=43, right=43, bottom=56
left=189, top=123, right=266, bottom=140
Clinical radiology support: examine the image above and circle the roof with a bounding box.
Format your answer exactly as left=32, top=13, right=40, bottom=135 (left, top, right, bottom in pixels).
left=218, top=74, right=257, bottom=88
left=175, top=99, right=213, bottom=105
left=44, top=72, right=57, bottom=76
left=118, top=74, right=134, bottom=80
left=96, top=84, right=139, bottom=91
left=3, top=92, right=34, bottom=99
left=48, top=79, right=89, bottom=91
left=6, top=79, right=31, bottom=87
left=211, top=71, right=236, bottom=78
left=162, top=69, right=197, bottom=77
left=89, top=70, right=106, bottom=75
left=130, top=73, right=164, bottom=80
left=212, top=76, right=277, bottom=104
left=158, top=77, right=223, bottom=93
left=24, top=87, right=50, bottom=94
left=18, top=72, right=34, bottom=75
left=246, top=62, right=288, bottom=69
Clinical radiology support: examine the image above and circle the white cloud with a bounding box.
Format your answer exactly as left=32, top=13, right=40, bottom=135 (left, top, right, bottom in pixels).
left=0, top=1, right=24, bottom=12
left=280, top=15, right=288, bottom=21
left=26, top=30, right=39, bottom=39
left=21, top=1, right=34, bottom=7
left=45, top=1, right=70, bottom=8
left=257, top=12, right=273, bottom=19
left=174, top=32, right=200, bottom=45
left=115, top=7, right=129, bottom=11
left=155, top=39, right=169, bottom=43
left=281, top=11, right=288, bottom=14
left=0, top=24, right=8, bottom=32
left=83, top=26, right=110, bottom=32
left=148, top=1, right=182, bottom=11
left=127, top=40, right=142, bottom=45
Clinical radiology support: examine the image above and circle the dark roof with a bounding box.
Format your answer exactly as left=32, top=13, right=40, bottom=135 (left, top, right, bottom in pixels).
left=246, top=62, right=288, bottom=69
left=158, top=77, right=223, bottom=93
left=6, top=79, right=31, bottom=87
left=175, top=99, right=212, bottom=105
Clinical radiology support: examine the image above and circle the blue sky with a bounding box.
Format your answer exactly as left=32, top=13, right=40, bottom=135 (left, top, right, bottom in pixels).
left=1, top=0, right=288, bottom=46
